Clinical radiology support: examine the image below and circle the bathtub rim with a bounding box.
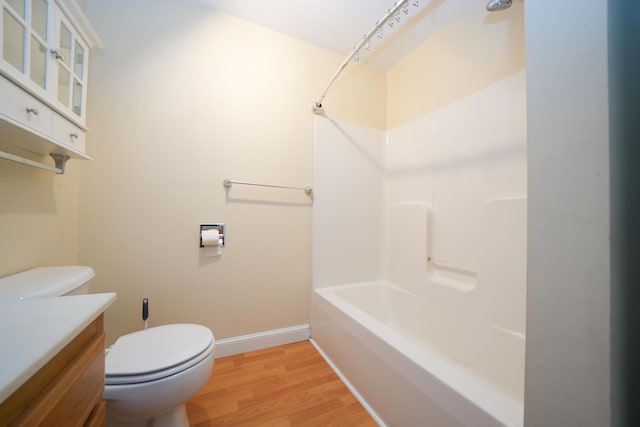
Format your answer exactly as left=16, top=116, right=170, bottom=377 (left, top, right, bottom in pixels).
left=313, top=280, right=524, bottom=427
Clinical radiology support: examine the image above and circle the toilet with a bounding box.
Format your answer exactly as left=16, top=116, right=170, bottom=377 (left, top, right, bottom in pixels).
left=0, top=266, right=215, bottom=427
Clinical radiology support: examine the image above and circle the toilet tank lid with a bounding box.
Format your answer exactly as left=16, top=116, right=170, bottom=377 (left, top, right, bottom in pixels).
left=105, top=324, right=214, bottom=376
left=0, top=266, right=95, bottom=299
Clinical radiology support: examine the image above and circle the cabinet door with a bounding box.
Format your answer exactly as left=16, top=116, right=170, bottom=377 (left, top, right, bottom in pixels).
left=0, top=0, right=51, bottom=98
left=52, top=10, right=87, bottom=123
left=1, top=0, right=89, bottom=126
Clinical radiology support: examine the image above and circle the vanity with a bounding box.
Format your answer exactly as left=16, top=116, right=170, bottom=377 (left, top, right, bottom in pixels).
left=0, top=293, right=116, bottom=425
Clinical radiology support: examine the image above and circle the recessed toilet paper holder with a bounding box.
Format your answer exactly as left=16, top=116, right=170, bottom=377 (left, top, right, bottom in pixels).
left=200, top=223, right=225, bottom=247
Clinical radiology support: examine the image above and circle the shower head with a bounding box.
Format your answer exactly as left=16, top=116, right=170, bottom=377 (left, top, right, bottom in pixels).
left=486, top=0, right=513, bottom=12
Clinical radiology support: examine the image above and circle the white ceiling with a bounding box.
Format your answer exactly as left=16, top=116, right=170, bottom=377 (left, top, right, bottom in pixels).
left=196, top=0, right=477, bottom=69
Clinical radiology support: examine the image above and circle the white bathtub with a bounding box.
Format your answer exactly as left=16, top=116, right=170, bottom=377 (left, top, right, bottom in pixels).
left=310, top=280, right=524, bottom=427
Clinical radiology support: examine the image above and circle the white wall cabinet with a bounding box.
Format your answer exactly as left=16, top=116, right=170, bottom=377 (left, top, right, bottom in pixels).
left=0, top=0, right=100, bottom=168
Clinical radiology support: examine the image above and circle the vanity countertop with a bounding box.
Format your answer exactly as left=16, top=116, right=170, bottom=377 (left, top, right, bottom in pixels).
left=0, top=293, right=116, bottom=403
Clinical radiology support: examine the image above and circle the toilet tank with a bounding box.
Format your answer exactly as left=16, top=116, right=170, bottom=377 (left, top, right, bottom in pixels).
left=0, top=266, right=95, bottom=300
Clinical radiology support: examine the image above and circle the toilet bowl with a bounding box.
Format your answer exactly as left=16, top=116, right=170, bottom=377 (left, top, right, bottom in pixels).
left=104, top=323, right=214, bottom=427
left=0, top=266, right=215, bottom=427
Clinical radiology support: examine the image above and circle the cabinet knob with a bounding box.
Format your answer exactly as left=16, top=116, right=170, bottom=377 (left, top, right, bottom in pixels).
left=70, top=133, right=79, bottom=139
left=26, top=106, right=39, bottom=115
left=50, top=49, right=65, bottom=62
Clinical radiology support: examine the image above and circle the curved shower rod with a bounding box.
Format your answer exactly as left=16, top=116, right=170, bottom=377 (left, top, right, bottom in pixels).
left=311, top=0, right=414, bottom=115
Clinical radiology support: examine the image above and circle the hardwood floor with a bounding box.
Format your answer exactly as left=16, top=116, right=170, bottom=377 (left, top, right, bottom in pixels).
left=185, top=340, right=377, bottom=426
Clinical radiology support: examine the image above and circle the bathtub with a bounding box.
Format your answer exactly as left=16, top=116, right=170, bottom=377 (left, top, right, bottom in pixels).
left=310, top=280, right=524, bottom=427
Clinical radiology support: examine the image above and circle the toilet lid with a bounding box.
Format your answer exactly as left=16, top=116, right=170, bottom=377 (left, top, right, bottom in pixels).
left=105, top=324, right=214, bottom=379
left=0, top=266, right=94, bottom=299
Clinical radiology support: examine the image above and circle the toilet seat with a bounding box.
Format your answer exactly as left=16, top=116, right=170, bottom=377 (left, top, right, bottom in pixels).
left=105, top=323, right=214, bottom=385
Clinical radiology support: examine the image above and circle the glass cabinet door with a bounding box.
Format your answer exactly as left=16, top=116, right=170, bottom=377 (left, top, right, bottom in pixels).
left=1, top=0, right=50, bottom=89
left=71, top=40, right=84, bottom=116
left=1, top=0, right=90, bottom=125
left=2, top=0, right=27, bottom=74
left=29, top=0, right=46, bottom=87
left=55, top=20, right=70, bottom=106
left=54, top=14, right=86, bottom=119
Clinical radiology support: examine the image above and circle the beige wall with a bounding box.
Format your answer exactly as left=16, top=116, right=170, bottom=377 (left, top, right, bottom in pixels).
left=386, top=0, right=524, bottom=128
left=81, top=0, right=385, bottom=345
left=0, top=146, right=80, bottom=277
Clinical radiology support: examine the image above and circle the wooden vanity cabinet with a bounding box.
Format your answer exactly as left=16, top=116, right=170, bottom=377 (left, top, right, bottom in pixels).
left=0, top=315, right=106, bottom=426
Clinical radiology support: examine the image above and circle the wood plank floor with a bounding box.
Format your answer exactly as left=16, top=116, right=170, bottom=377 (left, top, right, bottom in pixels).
left=185, top=340, right=377, bottom=426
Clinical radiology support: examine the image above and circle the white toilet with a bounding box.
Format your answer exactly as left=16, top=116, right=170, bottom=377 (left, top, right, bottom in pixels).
left=0, top=266, right=215, bottom=427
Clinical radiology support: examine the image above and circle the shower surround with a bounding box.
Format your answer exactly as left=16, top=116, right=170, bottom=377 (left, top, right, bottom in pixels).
left=310, top=71, right=526, bottom=426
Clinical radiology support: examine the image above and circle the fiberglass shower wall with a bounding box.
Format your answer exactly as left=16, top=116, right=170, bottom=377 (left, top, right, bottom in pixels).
left=313, top=69, right=526, bottom=329
left=384, top=70, right=527, bottom=346
left=312, top=120, right=386, bottom=288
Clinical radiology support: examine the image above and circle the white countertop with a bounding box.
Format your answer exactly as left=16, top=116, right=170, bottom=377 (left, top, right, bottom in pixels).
left=0, top=293, right=116, bottom=403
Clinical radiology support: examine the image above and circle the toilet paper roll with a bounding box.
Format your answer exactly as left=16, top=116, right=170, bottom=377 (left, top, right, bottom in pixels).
left=201, top=229, right=220, bottom=247
left=205, top=245, right=221, bottom=257
left=202, top=229, right=223, bottom=257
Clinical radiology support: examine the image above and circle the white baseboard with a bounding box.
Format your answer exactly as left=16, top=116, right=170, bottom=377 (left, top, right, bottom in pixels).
left=215, top=324, right=310, bottom=358
left=309, top=338, right=386, bottom=427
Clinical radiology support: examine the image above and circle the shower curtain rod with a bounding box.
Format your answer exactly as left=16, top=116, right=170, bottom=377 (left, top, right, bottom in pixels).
left=311, top=0, right=411, bottom=115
